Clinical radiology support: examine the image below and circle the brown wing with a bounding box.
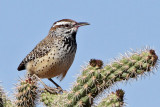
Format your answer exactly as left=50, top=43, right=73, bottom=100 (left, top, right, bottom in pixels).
left=17, top=36, right=54, bottom=71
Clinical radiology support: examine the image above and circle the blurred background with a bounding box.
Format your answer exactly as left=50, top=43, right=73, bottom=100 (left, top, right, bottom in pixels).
left=0, top=0, right=160, bottom=106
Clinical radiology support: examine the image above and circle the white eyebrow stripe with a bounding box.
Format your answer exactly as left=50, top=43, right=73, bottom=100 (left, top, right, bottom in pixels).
left=53, top=22, right=70, bottom=27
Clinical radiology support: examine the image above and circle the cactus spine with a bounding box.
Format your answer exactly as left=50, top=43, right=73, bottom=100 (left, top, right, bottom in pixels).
left=97, top=89, right=125, bottom=107
left=15, top=76, right=39, bottom=107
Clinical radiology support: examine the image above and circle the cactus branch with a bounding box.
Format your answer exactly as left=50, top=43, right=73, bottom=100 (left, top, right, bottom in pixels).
left=97, top=89, right=125, bottom=107
left=14, top=75, right=39, bottom=107
left=65, top=49, right=158, bottom=106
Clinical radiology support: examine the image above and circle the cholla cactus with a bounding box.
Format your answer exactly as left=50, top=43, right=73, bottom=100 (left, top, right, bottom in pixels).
left=64, top=49, right=158, bottom=107
left=0, top=48, right=158, bottom=107
left=39, top=48, right=158, bottom=107
left=0, top=85, right=4, bottom=107
left=14, top=75, right=39, bottom=107
left=41, top=90, right=56, bottom=107
left=41, top=90, right=68, bottom=107
left=97, top=89, right=125, bottom=107
left=0, top=84, right=14, bottom=107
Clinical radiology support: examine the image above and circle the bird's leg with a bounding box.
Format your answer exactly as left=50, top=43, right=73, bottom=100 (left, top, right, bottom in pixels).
left=32, top=74, right=59, bottom=94
left=48, top=78, right=63, bottom=91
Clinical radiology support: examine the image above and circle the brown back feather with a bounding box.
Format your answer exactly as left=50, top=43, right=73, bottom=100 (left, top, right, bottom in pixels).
left=17, top=35, right=55, bottom=71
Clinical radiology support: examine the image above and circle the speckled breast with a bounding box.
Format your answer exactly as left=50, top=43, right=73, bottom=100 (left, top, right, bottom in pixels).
left=26, top=40, right=77, bottom=79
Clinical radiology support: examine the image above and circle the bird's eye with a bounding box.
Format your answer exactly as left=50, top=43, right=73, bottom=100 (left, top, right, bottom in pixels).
left=65, top=24, right=69, bottom=27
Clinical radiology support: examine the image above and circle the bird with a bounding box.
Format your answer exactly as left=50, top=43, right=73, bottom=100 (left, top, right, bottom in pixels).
left=17, top=19, right=89, bottom=91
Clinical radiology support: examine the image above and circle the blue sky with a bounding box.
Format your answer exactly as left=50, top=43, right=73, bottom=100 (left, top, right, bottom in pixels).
left=0, top=0, right=160, bottom=106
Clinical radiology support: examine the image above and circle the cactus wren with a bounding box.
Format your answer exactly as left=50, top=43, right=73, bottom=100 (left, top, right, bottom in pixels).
left=17, top=19, right=89, bottom=89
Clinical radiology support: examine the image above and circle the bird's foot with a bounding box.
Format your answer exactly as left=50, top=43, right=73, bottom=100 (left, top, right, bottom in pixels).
left=44, top=85, right=63, bottom=94
left=32, top=74, right=63, bottom=94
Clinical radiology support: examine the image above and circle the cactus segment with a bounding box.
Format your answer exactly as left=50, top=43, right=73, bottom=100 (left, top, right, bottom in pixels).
left=97, top=89, right=125, bottom=107
left=66, top=49, right=158, bottom=106
left=15, top=76, right=38, bottom=107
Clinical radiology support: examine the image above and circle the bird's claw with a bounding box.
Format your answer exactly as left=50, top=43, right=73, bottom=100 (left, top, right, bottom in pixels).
left=44, top=86, right=63, bottom=94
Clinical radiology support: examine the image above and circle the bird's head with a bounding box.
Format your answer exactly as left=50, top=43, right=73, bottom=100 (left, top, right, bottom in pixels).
left=49, top=19, right=89, bottom=37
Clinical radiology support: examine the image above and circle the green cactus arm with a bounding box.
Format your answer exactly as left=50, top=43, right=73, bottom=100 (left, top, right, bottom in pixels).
left=41, top=90, right=68, bottom=107
left=14, top=76, right=39, bottom=107
left=39, top=49, right=158, bottom=107
left=0, top=85, right=4, bottom=107
left=0, top=84, right=14, bottom=107
left=97, top=89, right=125, bottom=107
left=65, top=49, right=158, bottom=106
left=41, top=90, right=56, bottom=107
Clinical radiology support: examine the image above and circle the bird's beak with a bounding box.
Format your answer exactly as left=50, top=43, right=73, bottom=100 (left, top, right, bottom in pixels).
left=76, top=22, right=90, bottom=27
